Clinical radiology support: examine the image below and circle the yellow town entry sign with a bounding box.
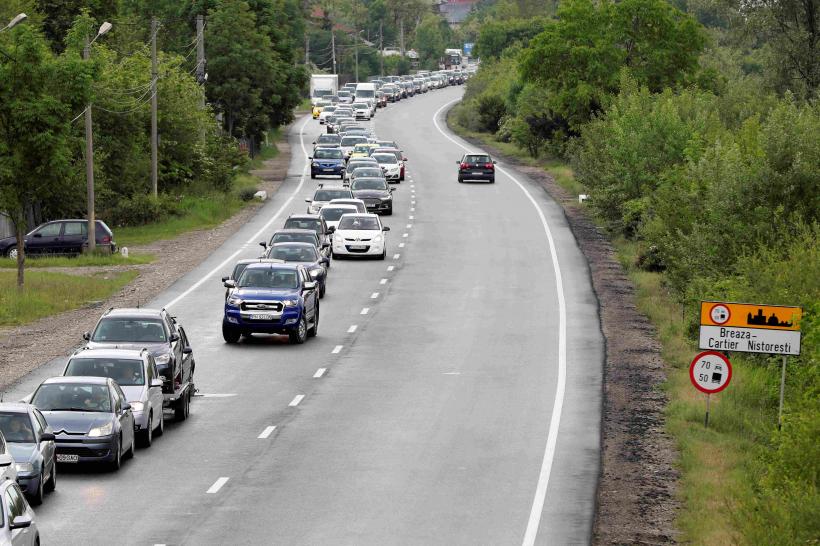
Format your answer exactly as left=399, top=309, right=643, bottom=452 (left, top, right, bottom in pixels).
left=699, top=301, right=802, bottom=355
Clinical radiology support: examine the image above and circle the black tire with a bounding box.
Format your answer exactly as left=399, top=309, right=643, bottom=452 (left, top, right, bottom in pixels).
left=379, top=249, right=386, bottom=260
left=155, top=409, right=165, bottom=436
left=458, top=177, right=463, bottom=183
left=125, top=433, right=135, bottom=460
left=489, top=177, right=495, bottom=183
left=175, top=389, right=190, bottom=421
left=319, top=282, right=326, bottom=299
left=386, top=206, right=393, bottom=216
left=310, top=172, right=316, bottom=179
left=44, top=462, right=56, bottom=493
left=289, top=316, right=308, bottom=344
left=308, top=304, right=319, bottom=337
left=29, top=472, right=44, bottom=506
left=109, top=437, right=122, bottom=471
left=139, top=413, right=153, bottom=447
left=222, top=324, right=240, bottom=344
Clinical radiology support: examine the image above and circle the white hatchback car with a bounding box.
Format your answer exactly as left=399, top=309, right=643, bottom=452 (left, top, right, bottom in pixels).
left=331, top=214, right=390, bottom=259
left=371, top=153, right=402, bottom=182
left=319, top=204, right=359, bottom=231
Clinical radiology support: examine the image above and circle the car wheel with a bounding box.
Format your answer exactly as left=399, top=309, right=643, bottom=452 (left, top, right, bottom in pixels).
left=458, top=176, right=463, bottom=183
left=310, top=172, right=316, bottom=179
left=6, top=246, right=17, bottom=260
left=140, top=413, right=153, bottom=447
left=386, top=206, right=393, bottom=216
left=109, top=437, right=122, bottom=471
left=30, top=472, right=44, bottom=506
left=222, top=324, right=240, bottom=344
left=44, top=462, right=56, bottom=493
left=125, top=433, right=135, bottom=460
left=308, top=303, right=319, bottom=337
left=175, top=389, right=190, bottom=421
left=289, top=316, right=308, bottom=344
left=155, top=410, right=165, bottom=436
left=489, top=177, right=495, bottom=183
left=379, top=249, right=386, bottom=260
left=319, top=282, right=326, bottom=299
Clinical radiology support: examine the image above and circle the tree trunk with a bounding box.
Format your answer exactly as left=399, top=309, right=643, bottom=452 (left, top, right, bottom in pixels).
left=14, top=216, right=25, bottom=289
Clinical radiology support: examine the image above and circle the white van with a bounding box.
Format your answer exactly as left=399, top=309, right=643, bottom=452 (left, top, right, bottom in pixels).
left=354, top=83, right=376, bottom=110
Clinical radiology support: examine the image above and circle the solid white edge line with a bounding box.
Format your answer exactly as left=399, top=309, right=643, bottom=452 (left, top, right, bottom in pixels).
left=433, top=98, right=567, bottom=546
left=257, top=425, right=276, bottom=439
left=206, top=477, right=229, bottom=494
left=332, top=345, right=343, bottom=354
left=313, top=368, right=327, bottom=378
left=163, top=116, right=312, bottom=309
left=288, top=394, right=305, bottom=407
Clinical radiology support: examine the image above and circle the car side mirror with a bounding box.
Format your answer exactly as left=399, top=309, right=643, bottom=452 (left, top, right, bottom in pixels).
left=382, top=226, right=390, bottom=232
left=455, top=160, right=460, bottom=164
left=39, top=431, right=55, bottom=442
left=308, top=156, right=313, bottom=160
left=223, top=279, right=236, bottom=289
left=493, top=160, right=497, bottom=164
left=169, top=333, right=180, bottom=343
left=122, top=402, right=132, bottom=412
left=0, top=453, right=11, bottom=467
left=9, top=515, right=32, bottom=530
left=259, top=241, right=267, bottom=248
left=83, top=331, right=91, bottom=341
left=151, top=378, right=164, bottom=388
left=221, top=276, right=229, bottom=283
left=304, top=281, right=318, bottom=291
left=182, top=347, right=193, bottom=355
left=321, top=257, right=330, bottom=266
left=321, top=242, right=330, bottom=249
left=327, top=226, right=336, bottom=233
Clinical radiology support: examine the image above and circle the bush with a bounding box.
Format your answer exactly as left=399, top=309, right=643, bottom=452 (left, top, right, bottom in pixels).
left=239, top=187, right=258, bottom=201
left=107, top=194, right=183, bottom=227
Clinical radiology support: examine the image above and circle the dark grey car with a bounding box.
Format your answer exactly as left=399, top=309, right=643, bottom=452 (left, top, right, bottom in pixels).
left=0, top=405, right=56, bottom=505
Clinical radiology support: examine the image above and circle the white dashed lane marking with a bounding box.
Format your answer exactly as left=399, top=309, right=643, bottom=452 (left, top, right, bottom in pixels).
left=371, top=292, right=379, bottom=299
left=332, top=345, right=343, bottom=354
left=313, top=368, right=327, bottom=378
left=257, top=426, right=276, bottom=439
left=361, top=307, right=370, bottom=315
left=347, top=324, right=358, bottom=333
left=380, top=278, right=387, bottom=285
left=206, top=477, right=229, bottom=494
left=289, top=395, right=305, bottom=407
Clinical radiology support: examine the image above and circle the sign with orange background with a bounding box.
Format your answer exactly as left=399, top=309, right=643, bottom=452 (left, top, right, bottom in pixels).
left=700, top=301, right=802, bottom=331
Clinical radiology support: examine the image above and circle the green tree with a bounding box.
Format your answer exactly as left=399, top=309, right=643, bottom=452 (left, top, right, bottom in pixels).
left=414, top=13, right=449, bottom=69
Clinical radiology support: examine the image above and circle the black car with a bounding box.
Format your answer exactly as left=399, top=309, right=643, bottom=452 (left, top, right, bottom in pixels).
left=265, top=243, right=330, bottom=298
left=83, top=308, right=195, bottom=398
left=30, top=377, right=135, bottom=471
left=350, top=177, right=394, bottom=215
left=457, top=153, right=496, bottom=183
left=262, top=229, right=330, bottom=261
left=0, top=219, right=116, bottom=260
left=0, top=404, right=56, bottom=505
left=283, top=215, right=331, bottom=249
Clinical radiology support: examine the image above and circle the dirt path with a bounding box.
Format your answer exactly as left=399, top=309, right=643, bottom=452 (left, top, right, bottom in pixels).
left=457, top=137, right=679, bottom=544
left=0, top=136, right=292, bottom=391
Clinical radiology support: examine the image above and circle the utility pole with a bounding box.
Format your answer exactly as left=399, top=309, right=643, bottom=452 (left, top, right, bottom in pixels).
left=150, top=16, right=159, bottom=198
left=399, top=18, right=405, bottom=56
left=305, top=33, right=309, bottom=67
left=196, top=15, right=205, bottom=108
left=379, top=20, right=384, bottom=75
left=354, top=29, right=359, bottom=82
left=331, top=31, right=336, bottom=75
left=83, top=36, right=96, bottom=254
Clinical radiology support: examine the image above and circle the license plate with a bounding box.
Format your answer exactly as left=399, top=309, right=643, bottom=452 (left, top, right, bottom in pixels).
left=323, top=168, right=335, bottom=172
left=472, top=171, right=483, bottom=175
left=56, top=454, right=79, bottom=463
left=348, top=245, right=367, bottom=250
left=250, top=314, right=273, bottom=320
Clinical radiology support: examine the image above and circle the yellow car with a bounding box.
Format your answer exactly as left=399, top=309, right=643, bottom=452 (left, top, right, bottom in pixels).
left=348, top=143, right=379, bottom=160
left=312, top=100, right=330, bottom=119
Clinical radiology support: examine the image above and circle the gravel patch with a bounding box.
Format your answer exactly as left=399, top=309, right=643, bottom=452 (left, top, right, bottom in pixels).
left=0, top=137, right=292, bottom=391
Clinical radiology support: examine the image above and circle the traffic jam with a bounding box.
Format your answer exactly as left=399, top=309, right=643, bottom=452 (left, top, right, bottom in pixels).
left=0, top=68, right=469, bottom=542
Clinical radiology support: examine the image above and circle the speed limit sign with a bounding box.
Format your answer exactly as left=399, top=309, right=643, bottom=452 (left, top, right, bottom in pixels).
left=690, top=351, right=732, bottom=394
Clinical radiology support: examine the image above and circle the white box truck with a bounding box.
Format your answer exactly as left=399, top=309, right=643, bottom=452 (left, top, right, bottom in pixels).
left=310, top=74, right=338, bottom=105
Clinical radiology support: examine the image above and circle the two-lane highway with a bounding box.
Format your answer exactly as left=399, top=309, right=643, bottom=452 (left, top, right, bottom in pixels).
left=6, top=86, right=602, bottom=545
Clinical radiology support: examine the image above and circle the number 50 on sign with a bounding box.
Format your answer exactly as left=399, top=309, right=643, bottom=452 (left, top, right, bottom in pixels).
left=690, top=351, right=732, bottom=394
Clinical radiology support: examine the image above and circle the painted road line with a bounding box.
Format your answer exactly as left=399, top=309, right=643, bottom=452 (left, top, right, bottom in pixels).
left=195, top=393, right=238, bottom=398
left=403, top=233, right=409, bottom=238
left=411, top=207, right=415, bottom=212
left=257, top=426, right=276, bottom=439
left=288, top=395, right=305, bottom=407
left=313, top=368, right=327, bottom=378
left=411, top=201, right=416, bottom=205
left=399, top=243, right=406, bottom=248
left=433, top=98, right=568, bottom=546
left=332, top=345, right=343, bottom=354
left=206, top=477, right=229, bottom=494
left=347, top=324, right=358, bottom=333
left=164, top=116, right=312, bottom=310
left=361, top=307, right=370, bottom=315
left=387, top=265, right=395, bottom=271
left=371, top=292, right=379, bottom=299
left=380, top=278, right=388, bottom=285
left=406, top=224, right=412, bottom=228
left=409, top=215, right=414, bottom=220
left=393, top=253, right=401, bottom=260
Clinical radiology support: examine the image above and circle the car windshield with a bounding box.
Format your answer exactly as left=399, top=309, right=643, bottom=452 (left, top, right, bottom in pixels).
left=353, top=145, right=371, bottom=153
left=313, top=190, right=349, bottom=201
left=64, top=357, right=145, bottom=386
left=321, top=207, right=356, bottom=222
left=314, top=149, right=343, bottom=159
left=269, top=245, right=318, bottom=262
left=372, top=154, right=397, bottom=164
left=338, top=216, right=380, bottom=230
left=237, top=268, right=299, bottom=289
left=352, top=178, right=388, bottom=191
left=284, top=219, right=322, bottom=233
left=271, top=233, right=316, bottom=245
left=316, top=135, right=339, bottom=145
left=352, top=168, right=383, bottom=179
left=92, top=318, right=167, bottom=343
left=356, top=89, right=375, bottom=98
left=465, top=154, right=491, bottom=163
left=0, top=413, right=35, bottom=443
left=353, top=103, right=367, bottom=110
left=32, top=383, right=112, bottom=413
left=341, top=137, right=367, bottom=146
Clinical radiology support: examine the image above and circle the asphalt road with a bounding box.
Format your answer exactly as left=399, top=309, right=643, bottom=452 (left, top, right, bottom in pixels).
left=6, top=86, right=603, bottom=545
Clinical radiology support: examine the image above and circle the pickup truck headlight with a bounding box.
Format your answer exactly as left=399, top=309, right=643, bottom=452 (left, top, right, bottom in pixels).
left=283, top=299, right=299, bottom=307
left=154, top=354, right=171, bottom=365
left=227, top=296, right=242, bottom=306
left=88, top=422, right=113, bottom=438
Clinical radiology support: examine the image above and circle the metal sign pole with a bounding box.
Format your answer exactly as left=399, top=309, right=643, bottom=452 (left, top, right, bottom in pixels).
left=705, top=393, right=710, bottom=428
left=778, top=355, right=787, bottom=430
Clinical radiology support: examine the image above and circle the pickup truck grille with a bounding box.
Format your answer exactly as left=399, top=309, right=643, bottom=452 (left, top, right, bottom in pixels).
left=241, top=301, right=284, bottom=313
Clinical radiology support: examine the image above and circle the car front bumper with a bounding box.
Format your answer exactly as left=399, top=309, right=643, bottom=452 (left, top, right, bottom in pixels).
left=333, top=240, right=385, bottom=256
left=223, top=307, right=303, bottom=334
left=55, top=437, right=117, bottom=463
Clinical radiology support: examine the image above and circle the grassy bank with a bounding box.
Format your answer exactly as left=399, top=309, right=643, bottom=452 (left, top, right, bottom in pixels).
left=0, top=270, right=139, bottom=327
left=0, top=253, right=154, bottom=268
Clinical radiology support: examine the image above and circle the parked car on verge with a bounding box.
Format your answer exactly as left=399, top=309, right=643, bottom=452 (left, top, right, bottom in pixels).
left=0, top=405, right=55, bottom=505
left=222, top=263, right=319, bottom=344
left=0, top=219, right=116, bottom=260
left=30, top=377, right=135, bottom=470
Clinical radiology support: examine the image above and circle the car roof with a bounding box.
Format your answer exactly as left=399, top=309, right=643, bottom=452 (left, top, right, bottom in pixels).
left=322, top=203, right=358, bottom=209
left=314, top=186, right=348, bottom=192
left=235, top=258, right=286, bottom=264
left=103, top=308, right=164, bottom=319
left=0, top=403, right=33, bottom=413
left=70, top=348, right=146, bottom=360
left=243, top=262, right=301, bottom=272
left=272, top=229, right=319, bottom=236
left=287, top=214, right=322, bottom=220
left=329, top=198, right=366, bottom=204
left=270, top=242, right=316, bottom=248
left=42, top=376, right=110, bottom=385
left=339, top=213, right=379, bottom=219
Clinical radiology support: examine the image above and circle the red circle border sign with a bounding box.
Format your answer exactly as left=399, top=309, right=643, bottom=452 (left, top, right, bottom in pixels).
left=709, top=303, right=731, bottom=325
left=689, top=351, right=732, bottom=394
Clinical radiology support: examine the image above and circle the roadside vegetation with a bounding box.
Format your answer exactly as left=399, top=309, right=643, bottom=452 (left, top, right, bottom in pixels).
left=0, top=270, right=138, bottom=327
left=450, top=0, right=819, bottom=542
left=0, top=253, right=153, bottom=268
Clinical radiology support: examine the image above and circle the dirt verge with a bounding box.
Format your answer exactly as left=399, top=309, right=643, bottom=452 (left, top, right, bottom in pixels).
left=0, top=135, right=292, bottom=391
left=455, top=133, right=679, bottom=544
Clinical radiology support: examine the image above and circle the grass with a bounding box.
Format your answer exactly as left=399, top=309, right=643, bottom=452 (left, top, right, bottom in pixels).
left=298, top=97, right=312, bottom=112
left=248, top=128, right=282, bottom=170
left=0, top=253, right=154, bottom=268
left=0, top=270, right=139, bottom=327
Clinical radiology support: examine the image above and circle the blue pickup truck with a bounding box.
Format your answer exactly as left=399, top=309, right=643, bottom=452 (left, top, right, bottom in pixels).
left=222, top=262, right=319, bottom=344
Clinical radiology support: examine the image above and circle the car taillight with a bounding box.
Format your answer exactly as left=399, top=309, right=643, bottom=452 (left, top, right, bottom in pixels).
left=101, top=235, right=111, bottom=244
left=485, top=163, right=494, bottom=170
left=460, top=162, right=468, bottom=170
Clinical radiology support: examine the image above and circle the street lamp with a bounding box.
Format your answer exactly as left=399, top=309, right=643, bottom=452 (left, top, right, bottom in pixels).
left=0, top=13, right=26, bottom=33
left=83, top=21, right=112, bottom=254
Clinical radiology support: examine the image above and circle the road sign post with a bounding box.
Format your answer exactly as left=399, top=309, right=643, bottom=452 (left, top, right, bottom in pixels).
left=778, top=355, right=787, bottom=430
left=690, top=351, right=732, bottom=428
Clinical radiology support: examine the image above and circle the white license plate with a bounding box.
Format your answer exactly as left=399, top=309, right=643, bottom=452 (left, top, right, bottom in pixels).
left=472, top=171, right=483, bottom=175
left=348, top=245, right=367, bottom=250
left=56, top=454, right=79, bottom=463
left=250, top=314, right=273, bottom=320
left=323, top=168, right=335, bottom=172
